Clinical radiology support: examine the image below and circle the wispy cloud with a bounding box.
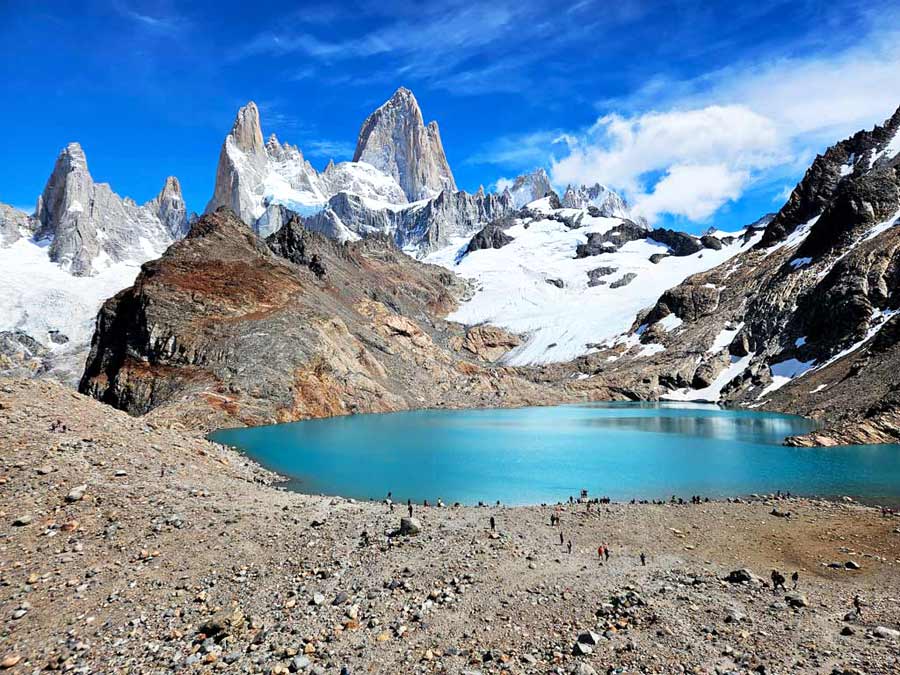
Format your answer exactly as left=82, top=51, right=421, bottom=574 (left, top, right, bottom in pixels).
left=112, top=1, right=188, bottom=35
left=232, top=0, right=649, bottom=95
left=545, top=21, right=900, bottom=223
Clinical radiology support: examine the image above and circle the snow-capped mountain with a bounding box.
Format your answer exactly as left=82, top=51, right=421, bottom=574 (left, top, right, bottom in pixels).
left=561, top=182, right=632, bottom=219
left=0, top=143, right=188, bottom=382
left=503, top=169, right=555, bottom=208
left=35, top=142, right=187, bottom=276
left=570, top=104, right=900, bottom=445
left=207, top=89, right=513, bottom=251
left=353, top=87, right=456, bottom=201
left=426, top=196, right=757, bottom=365
left=206, top=101, right=409, bottom=237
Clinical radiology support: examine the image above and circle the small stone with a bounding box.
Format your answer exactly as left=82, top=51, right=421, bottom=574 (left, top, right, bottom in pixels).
left=0, top=655, right=21, bottom=669
left=873, top=626, right=900, bottom=640
left=785, top=593, right=808, bottom=608
left=290, top=655, right=311, bottom=672
left=572, top=641, right=593, bottom=656
left=577, top=630, right=601, bottom=645
left=332, top=591, right=349, bottom=606
left=840, top=626, right=855, bottom=636
left=66, top=485, right=87, bottom=503
left=845, top=560, right=861, bottom=570
left=399, top=517, right=421, bottom=535
left=12, top=515, right=32, bottom=526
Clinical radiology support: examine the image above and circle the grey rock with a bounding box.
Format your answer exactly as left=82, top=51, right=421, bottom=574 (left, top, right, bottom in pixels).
left=399, top=517, right=422, bottom=535
left=649, top=228, right=703, bottom=256
left=587, top=266, right=617, bottom=287
left=873, top=625, right=900, bottom=639
left=353, top=87, right=456, bottom=201
left=35, top=142, right=186, bottom=276
left=785, top=593, right=809, bottom=608
left=465, top=215, right=515, bottom=254
left=610, top=273, right=637, bottom=289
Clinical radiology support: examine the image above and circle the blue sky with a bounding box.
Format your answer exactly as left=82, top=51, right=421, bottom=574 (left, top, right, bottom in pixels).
left=1, top=0, right=899, bottom=232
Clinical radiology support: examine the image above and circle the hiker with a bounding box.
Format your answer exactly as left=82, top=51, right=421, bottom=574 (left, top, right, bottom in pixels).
left=597, top=545, right=605, bottom=561
left=407, top=500, right=413, bottom=518
left=771, top=569, right=786, bottom=592
left=791, top=571, right=799, bottom=590
left=490, top=516, right=495, bottom=532
left=640, top=552, right=646, bottom=566
left=853, top=594, right=863, bottom=617
left=567, top=540, right=572, bottom=554
left=604, top=545, right=610, bottom=562
left=559, top=531, right=564, bottom=545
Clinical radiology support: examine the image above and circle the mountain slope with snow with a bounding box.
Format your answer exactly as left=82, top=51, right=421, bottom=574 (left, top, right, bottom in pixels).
left=564, top=104, right=900, bottom=446
left=426, top=199, right=757, bottom=365
left=0, top=144, right=187, bottom=382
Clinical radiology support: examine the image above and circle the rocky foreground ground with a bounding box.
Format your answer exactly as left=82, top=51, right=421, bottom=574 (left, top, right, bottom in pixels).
left=1, top=378, right=899, bottom=674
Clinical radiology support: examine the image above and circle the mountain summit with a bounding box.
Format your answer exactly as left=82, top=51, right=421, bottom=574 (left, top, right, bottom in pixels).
left=353, top=87, right=457, bottom=201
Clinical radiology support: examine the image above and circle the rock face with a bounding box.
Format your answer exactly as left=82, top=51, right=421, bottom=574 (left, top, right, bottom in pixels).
left=465, top=215, right=515, bottom=254
left=0, top=203, right=36, bottom=244
left=505, top=169, right=555, bottom=208
left=34, top=142, right=187, bottom=276
left=575, top=220, right=649, bottom=258
left=300, top=187, right=513, bottom=252
left=207, top=96, right=504, bottom=252
left=575, top=104, right=900, bottom=445
left=353, top=87, right=456, bottom=202
left=206, top=102, right=330, bottom=233
left=79, top=208, right=562, bottom=428
left=562, top=183, right=630, bottom=219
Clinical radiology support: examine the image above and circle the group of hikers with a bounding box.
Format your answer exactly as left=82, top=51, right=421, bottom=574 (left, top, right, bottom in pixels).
left=770, top=568, right=800, bottom=591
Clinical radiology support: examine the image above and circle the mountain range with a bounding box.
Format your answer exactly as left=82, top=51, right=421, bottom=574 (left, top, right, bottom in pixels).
left=2, top=88, right=899, bottom=446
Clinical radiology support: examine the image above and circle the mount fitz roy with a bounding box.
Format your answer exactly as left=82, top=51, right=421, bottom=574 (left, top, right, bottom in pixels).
left=2, top=87, right=900, bottom=446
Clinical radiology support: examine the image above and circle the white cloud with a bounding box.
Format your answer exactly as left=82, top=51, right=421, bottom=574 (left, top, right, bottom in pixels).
left=551, top=105, right=781, bottom=221
left=546, top=25, right=900, bottom=224
left=493, top=177, right=514, bottom=192
left=632, top=165, right=749, bottom=222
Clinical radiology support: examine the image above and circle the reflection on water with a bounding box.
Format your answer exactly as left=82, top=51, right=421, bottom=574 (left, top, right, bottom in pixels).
left=209, top=403, right=900, bottom=506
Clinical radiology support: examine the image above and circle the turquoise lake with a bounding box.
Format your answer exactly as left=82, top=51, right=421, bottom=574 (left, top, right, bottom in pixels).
left=209, top=403, right=900, bottom=506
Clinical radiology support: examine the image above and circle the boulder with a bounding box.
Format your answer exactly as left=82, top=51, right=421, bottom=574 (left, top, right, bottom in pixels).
left=399, top=517, right=421, bottom=535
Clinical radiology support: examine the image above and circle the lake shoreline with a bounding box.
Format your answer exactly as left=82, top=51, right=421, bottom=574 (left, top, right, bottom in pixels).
left=3, top=377, right=900, bottom=673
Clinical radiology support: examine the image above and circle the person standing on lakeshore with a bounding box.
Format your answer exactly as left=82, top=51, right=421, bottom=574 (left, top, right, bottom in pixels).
left=791, top=571, right=799, bottom=590
left=853, top=594, right=863, bottom=617
left=598, top=545, right=604, bottom=562
left=771, top=569, right=786, bottom=592
left=407, top=500, right=413, bottom=518
left=567, top=540, right=572, bottom=554
left=604, top=545, right=610, bottom=562
left=490, top=516, right=495, bottom=532
left=640, top=552, right=646, bottom=566
left=559, top=531, right=564, bottom=546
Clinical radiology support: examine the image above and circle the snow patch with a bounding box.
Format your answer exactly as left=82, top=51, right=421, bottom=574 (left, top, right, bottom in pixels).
left=426, top=214, right=760, bottom=365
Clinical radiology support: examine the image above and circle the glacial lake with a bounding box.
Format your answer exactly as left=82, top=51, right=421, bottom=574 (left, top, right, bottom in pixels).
left=209, top=403, right=900, bottom=506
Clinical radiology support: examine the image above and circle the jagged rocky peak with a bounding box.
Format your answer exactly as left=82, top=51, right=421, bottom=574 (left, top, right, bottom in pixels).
left=151, top=176, right=189, bottom=238
left=759, top=104, right=900, bottom=249
left=561, top=182, right=631, bottom=219
left=0, top=202, right=37, bottom=245
left=230, top=101, right=265, bottom=155
left=34, top=142, right=185, bottom=276
left=507, top=169, right=555, bottom=208
left=353, top=86, right=457, bottom=201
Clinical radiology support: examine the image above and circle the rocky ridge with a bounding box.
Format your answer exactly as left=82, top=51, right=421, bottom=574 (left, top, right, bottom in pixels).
left=78, top=208, right=567, bottom=430
left=34, top=142, right=187, bottom=276
left=566, top=105, right=900, bottom=445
